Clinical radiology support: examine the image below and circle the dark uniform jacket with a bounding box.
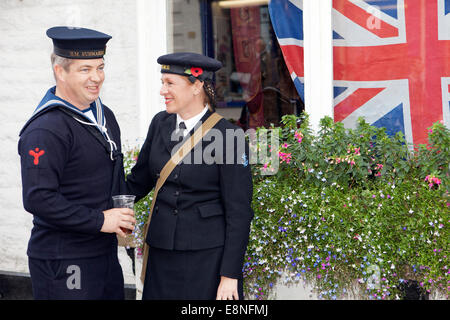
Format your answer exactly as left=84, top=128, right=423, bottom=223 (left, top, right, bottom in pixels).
left=18, top=87, right=121, bottom=260
left=126, top=110, right=254, bottom=279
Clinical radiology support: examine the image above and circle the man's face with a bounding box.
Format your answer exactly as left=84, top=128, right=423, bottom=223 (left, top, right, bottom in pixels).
left=58, top=58, right=105, bottom=108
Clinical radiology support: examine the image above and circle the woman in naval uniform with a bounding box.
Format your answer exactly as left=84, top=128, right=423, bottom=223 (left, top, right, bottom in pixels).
left=126, top=52, right=254, bottom=300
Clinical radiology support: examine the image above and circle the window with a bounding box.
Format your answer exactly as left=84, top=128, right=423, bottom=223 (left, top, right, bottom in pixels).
left=167, top=0, right=303, bottom=129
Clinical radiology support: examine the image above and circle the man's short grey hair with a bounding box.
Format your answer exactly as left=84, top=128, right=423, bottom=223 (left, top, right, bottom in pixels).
left=50, top=53, right=73, bottom=80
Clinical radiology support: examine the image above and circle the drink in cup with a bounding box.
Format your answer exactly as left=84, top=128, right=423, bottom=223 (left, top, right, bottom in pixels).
left=112, top=195, right=136, bottom=234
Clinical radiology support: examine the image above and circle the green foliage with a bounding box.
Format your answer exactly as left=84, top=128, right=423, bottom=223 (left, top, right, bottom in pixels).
left=122, top=144, right=153, bottom=252
left=246, top=115, right=449, bottom=300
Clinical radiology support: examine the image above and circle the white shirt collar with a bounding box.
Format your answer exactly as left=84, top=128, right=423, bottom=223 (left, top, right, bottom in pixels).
left=176, top=105, right=209, bottom=136
left=82, top=109, right=98, bottom=124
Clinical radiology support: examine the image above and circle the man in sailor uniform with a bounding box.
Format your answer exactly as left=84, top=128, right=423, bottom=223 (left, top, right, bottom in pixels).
left=18, top=26, right=135, bottom=300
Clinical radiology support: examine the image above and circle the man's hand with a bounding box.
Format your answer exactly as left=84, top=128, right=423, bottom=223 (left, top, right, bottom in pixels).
left=101, top=208, right=135, bottom=238
left=216, top=276, right=239, bottom=300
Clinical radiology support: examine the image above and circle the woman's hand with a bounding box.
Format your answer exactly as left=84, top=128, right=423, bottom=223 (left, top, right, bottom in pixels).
left=216, top=276, right=239, bottom=300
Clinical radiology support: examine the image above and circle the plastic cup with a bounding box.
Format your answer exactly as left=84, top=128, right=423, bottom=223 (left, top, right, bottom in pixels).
left=112, top=195, right=136, bottom=234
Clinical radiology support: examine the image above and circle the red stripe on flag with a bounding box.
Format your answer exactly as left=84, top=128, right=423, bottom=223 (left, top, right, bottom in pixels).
left=333, top=0, right=399, bottom=38
left=280, top=45, right=304, bottom=78
left=334, top=87, right=385, bottom=122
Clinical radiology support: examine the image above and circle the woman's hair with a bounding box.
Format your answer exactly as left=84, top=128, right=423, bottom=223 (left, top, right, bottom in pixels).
left=202, top=80, right=217, bottom=112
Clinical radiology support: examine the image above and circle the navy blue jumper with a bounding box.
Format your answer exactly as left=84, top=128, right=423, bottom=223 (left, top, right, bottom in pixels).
left=18, top=87, right=123, bottom=259
left=18, top=87, right=126, bottom=299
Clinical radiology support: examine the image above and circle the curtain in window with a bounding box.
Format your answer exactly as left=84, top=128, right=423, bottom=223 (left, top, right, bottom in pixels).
left=230, top=7, right=266, bottom=128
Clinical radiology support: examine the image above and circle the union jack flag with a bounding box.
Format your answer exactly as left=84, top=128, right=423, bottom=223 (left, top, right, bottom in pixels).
left=268, top=0, right=304, bottom=101
left=269, top=0, right=450, bottom=145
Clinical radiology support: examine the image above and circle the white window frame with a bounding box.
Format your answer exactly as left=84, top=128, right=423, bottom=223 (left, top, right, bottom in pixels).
left=136, top=0, right=168, bottom=138
left=303, top=0, right=334, bottom=133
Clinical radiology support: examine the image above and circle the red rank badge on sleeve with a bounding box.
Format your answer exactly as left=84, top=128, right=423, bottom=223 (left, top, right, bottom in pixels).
left=29, top=148, right=45, bottom=165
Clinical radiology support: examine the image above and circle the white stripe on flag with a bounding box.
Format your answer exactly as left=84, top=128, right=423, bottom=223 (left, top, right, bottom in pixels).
left=290, top=71, right=298, bottom=82
left=278, top=38, right=303, bottom=46
left=289, top=0, right=302, bottom=10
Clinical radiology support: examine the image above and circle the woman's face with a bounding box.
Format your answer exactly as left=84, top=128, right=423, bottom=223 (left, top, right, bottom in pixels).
left=160, top=73, right=197, bottom=115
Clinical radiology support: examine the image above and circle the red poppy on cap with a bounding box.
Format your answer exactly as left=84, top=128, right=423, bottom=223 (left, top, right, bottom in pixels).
left=191, top=67, right=203, bottom=77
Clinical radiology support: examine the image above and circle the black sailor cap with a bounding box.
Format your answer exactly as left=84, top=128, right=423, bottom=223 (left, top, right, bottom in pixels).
left=47, top=26, right=112, bottom=59
left=157, top=52, right=222, bottom=83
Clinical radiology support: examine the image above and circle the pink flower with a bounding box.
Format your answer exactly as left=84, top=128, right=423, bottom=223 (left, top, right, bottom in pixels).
left=433, top=177, right=442, bottom=185
left=294, top=131, right=303, bottom=143
left=425, top=175, right=442, bottom=188
left=278, top=152, right=292, bottom=164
